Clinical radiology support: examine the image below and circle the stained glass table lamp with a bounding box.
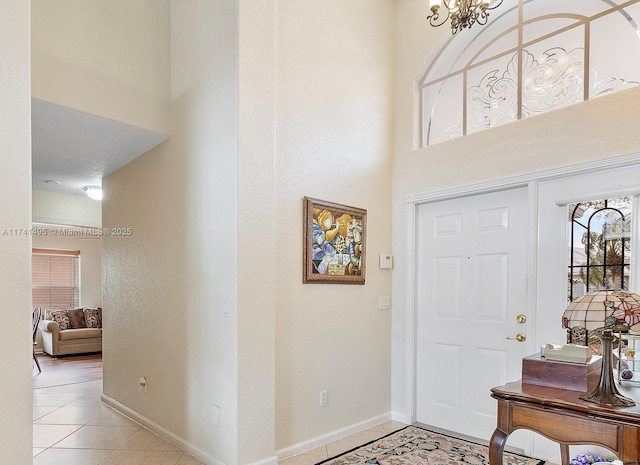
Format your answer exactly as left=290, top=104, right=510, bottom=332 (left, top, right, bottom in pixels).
left=562, top=289, right=640, bottom=407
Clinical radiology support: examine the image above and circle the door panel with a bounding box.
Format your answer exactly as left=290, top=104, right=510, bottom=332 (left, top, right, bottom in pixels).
left=415, top=187, right=531, bottom=444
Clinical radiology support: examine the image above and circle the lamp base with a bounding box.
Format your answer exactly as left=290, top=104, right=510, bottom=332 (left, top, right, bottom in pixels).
left=579, top=389, right=636, bottom=407
left=579, top=329, right=635, bottom=407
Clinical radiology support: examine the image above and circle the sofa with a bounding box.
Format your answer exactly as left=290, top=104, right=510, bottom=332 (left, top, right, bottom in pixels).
left=38, top=307, right=102, bottom=357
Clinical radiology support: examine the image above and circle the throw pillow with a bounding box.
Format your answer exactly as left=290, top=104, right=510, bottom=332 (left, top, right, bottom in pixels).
left=84, top=307, right=102, bottom=328
left=67, top=308, right=87, bottom=329
left=48, top=310, right=71, bottom=330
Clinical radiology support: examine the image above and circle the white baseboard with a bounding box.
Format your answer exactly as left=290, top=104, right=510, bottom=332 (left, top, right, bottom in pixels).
left=247, top=455, right=279, bottom=465
left=390, top=410, right=412, bottom=425
left=102, top=396, right=394, bottom=464
left=100, top=394, right=223, bottom=465
left=276, top=412, right=392, bottom=460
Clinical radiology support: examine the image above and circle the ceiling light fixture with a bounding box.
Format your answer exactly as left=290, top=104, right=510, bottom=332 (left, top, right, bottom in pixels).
left=427, top=0, right=503, bottom=34
left=83, top=186, right=103, bottom=201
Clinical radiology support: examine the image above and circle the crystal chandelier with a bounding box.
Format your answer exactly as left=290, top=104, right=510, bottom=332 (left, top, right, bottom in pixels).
left=427, top=0, right=504, bottom=34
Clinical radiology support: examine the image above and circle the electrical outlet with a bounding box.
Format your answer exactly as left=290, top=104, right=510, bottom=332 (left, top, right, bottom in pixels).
left=320, top=390, right=328, bottom=407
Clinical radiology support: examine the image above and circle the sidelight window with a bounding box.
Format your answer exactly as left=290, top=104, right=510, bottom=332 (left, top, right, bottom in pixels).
left=568, top=197, right=631, bottom=303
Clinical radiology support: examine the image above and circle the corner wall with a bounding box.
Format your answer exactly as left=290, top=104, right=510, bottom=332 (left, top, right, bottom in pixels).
left=0, top=1, right=33, bottom=463
left=102, top=1, right=239, bottom=463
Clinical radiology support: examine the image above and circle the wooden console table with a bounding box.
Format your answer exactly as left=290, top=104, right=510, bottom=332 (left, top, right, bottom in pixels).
left=490, top=380, right=640, bottom=465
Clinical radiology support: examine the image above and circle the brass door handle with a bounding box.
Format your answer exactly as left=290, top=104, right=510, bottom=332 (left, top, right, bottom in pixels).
left=506, top=333, right=526, bottom=342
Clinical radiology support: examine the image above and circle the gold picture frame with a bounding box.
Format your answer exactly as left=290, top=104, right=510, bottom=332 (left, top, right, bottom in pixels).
left=303, top=197, right=366, bottom=284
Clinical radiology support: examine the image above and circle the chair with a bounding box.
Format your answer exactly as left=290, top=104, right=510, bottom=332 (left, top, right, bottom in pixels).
left=32, top=307, right=41, bottom=373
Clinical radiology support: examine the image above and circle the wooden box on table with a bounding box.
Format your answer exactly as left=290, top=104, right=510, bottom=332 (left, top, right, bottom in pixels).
left=521, top=352, right=602, bottom=391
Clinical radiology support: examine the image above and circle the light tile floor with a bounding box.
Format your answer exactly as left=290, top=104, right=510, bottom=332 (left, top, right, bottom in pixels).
left=33, top=380, right=204, bottom=465
left=33, top=376, right=406, bottom=465
left=277, top=421, right=408, bottom=465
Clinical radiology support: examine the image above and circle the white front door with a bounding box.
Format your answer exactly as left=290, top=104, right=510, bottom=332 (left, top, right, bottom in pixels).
left=415, top=187, right=532, bottom=444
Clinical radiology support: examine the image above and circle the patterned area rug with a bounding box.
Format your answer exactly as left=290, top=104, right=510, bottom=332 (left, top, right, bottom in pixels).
left=316, top=425, right=545, bottom=465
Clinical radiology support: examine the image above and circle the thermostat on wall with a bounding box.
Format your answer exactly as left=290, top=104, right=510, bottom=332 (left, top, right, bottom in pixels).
left=379, top=254, right=393, bottom=269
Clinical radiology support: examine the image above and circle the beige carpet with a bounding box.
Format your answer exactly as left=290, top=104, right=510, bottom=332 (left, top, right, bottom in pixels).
left=316, top=425, right=544, bottom=465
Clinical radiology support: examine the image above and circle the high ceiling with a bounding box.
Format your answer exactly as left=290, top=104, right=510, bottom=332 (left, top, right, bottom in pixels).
left=31, top=99, right=168, bottom=197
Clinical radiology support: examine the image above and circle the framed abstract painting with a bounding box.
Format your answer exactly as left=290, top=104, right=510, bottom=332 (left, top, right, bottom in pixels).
left=303, top=197, right=366, bottom=284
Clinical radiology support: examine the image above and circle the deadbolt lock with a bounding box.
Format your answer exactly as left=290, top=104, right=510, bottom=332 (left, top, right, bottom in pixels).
left=516, top=314, right=527, bottom=324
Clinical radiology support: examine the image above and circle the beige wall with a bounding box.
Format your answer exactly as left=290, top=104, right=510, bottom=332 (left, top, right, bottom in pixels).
left=103, top=1, right=239, bottom=463
left=238, top=0, right=276, bottom=461
left=0, top=0, right=33, bottom=463
left=33, top=190, right=102, bottom=228
left=270, top=0, right=395, bottom=450
left=31, top=0, right=171, bottom=134
left=390, top=0, right=640, bottom=417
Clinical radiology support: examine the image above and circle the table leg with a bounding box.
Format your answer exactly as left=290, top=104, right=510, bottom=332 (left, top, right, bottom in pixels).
left=489, top=428, right=508, bottom=465
left=560, top=444, right=570, bottom=465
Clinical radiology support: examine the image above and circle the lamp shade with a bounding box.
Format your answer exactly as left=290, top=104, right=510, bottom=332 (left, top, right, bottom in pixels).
left=563, top=289, right=640, bottom=333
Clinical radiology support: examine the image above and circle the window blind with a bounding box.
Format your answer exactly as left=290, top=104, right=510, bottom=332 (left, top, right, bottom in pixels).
left=32, top=249, right=80, bottom=308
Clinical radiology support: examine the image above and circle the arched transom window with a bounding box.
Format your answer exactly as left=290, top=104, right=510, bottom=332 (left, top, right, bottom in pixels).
left=417, top=0, right=640, bottom=147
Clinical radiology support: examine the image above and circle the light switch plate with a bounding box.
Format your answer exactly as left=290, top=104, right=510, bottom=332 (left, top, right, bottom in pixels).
left=379, top=254, right=393, bottom=269
left=378, top=296, right=390, bottom=310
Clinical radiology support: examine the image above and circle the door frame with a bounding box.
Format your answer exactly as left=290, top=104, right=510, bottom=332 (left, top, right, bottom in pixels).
left=403, top=151, right=640, bottom=453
